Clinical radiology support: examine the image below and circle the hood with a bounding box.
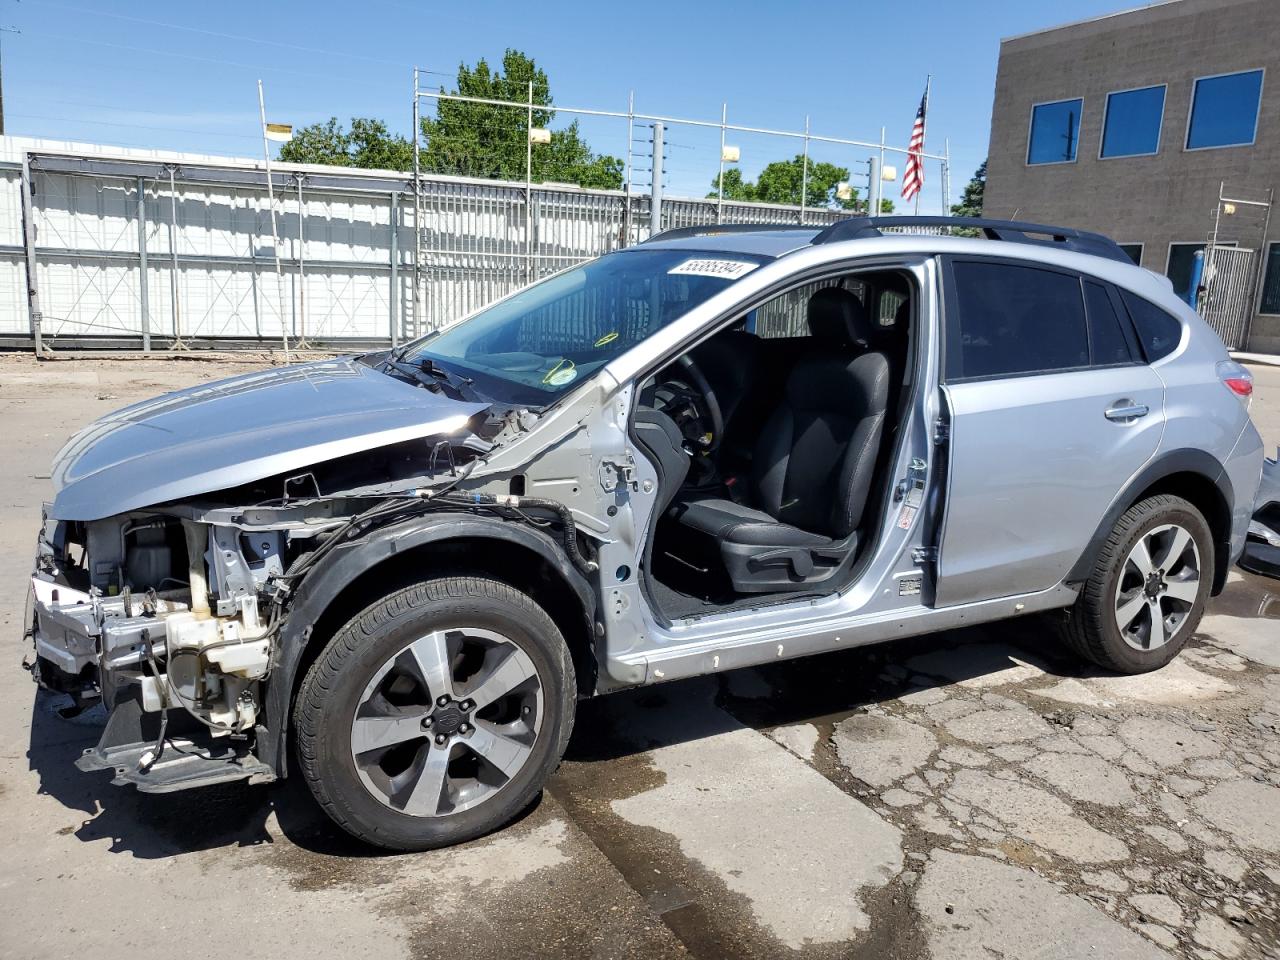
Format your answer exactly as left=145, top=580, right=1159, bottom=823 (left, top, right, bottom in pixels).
left=50, top=357, right=488, bottom=521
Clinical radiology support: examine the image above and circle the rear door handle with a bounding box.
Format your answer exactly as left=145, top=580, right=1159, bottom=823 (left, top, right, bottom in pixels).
left=1105, top=400, right=1149, bottom=422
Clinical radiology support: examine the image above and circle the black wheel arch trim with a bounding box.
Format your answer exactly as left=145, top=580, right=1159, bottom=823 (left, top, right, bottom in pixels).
left=256, top=512, right=597, bottom=779
left=1065, top=447, right=1234, bottom=591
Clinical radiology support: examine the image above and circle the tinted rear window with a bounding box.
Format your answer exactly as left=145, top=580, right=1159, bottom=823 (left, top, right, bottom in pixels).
left=1084, top=281, right=1135, bottom=365
left=1119, top=290, right=1183, bottom=361
left=948, top=261, right=1089, bottom=380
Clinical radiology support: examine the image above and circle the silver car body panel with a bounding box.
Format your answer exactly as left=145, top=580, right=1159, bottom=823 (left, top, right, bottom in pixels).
left=585, top=232, right=1260, bottom=685
left=935, top=364, right=1166, bottom=606
left=48, top=357, right=487, bottom=521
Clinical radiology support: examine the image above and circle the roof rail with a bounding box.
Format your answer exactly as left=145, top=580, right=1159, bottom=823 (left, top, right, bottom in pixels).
left=810, top=216, right=1132, bottom=264
left=643, top=223, right=817, bottom=244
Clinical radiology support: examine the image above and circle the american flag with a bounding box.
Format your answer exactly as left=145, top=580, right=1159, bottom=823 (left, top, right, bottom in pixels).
left=901, top=81, right=929, bottom=203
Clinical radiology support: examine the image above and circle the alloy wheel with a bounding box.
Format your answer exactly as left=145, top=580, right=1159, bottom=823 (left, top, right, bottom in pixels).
left=1113, top=523, right=1201, bottom=652
left=350, top=628, right=544, bottom=818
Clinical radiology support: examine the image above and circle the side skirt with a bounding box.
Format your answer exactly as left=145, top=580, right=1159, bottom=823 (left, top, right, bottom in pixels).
left=611, top=583, right=1078, bottom=686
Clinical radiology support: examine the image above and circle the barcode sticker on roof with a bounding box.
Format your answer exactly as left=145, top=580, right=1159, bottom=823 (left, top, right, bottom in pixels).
left=668, top=258, right=759, bottom=280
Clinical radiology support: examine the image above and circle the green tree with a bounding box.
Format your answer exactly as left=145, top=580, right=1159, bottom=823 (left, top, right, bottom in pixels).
left=278, top=117, right=414, bottom=172
left=709, top=155, right=893, bottom=212
left=951, top=159, right=986, bottom=218
left=348, top=118, right=414, bottom=171
left=711, top=168, right=759, bottom=202
left=278, top=118, right=349, bottom=166
left=421, top=49, right=623, bottom=188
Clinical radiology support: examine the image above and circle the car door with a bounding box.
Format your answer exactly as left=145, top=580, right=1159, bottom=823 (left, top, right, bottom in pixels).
left=933, top=256, right=1165, bottom=607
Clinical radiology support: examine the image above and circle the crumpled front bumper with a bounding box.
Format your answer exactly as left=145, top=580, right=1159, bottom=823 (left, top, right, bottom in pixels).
left=29, top=576, right=99, bottom=682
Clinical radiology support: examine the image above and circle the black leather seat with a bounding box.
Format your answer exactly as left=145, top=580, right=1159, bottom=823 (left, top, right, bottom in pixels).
left=669, top=288, right=891, bottom=593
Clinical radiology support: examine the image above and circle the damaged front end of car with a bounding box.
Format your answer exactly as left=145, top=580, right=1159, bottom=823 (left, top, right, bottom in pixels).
left=30, top=507, right=284, bottom=789
left=24, top=356, right=529, bottom=792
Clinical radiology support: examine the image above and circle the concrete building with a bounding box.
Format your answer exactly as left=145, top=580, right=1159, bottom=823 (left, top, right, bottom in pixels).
left=983, top=0, right=1280, bottom=353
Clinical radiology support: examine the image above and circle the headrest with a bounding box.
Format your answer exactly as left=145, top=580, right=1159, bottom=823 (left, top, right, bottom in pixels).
left=807, top=287, right=872, bottom=348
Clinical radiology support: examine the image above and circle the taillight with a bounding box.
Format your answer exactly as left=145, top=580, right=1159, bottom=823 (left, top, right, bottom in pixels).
left=1216, top=360, right=1253, bottom=406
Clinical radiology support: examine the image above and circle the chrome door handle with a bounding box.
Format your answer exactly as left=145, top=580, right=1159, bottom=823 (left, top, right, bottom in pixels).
left=1105, top=401, right=1149, bottom=422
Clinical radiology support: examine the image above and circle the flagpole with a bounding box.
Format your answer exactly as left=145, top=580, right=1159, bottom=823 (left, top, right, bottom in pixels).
left=258, top=79, right=291, bottom=360
left=915, top=75, right=930, bottom=216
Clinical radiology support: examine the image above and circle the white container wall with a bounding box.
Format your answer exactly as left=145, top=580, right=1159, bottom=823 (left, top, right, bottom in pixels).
left=0, top=135, right=847, bottom=349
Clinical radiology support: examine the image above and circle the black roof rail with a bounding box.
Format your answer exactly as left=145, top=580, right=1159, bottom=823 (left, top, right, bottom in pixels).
left=810, top=216, right=1132, bottom=264
left=643, top=223, right=817, bottom=244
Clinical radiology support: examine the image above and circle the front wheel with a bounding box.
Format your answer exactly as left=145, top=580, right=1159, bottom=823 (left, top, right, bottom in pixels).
left=294, top=577, right=576, bottom=851
left=1060, top=494, right=1213, bottom=674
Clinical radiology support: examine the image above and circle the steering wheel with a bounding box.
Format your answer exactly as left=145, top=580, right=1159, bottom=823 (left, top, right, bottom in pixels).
left=672, top=354, right=725, bottom=455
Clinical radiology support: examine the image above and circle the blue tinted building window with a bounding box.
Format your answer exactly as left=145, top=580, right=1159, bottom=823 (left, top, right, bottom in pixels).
left=1186, top=70, right=1264, bottom=149
left=1028, top=98, right=1083, bottom=164
left=1101, top=86, right=1165, bottom=157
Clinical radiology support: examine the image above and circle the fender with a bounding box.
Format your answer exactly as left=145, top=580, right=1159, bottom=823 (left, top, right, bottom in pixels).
left=256, top=512, right=597, bottom=777
left=1065, top=447, right=1234, bottom=589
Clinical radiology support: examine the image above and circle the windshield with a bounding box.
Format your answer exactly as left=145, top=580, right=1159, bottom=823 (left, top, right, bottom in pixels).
left=404, top=248, right=767, bottom=406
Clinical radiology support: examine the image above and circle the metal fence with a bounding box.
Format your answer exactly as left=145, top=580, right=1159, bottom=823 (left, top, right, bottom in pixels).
left=413, top=185, right=855, bottom=334
left=1200, top=245, right=1258, bottom=350
left=1, top=136, right=882, bottom=354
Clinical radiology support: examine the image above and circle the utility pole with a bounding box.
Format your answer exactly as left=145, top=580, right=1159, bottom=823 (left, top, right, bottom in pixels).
left=650, top=121, right=664, bottom=237
left=716, top=103, right=727, bottom=223
left=257, top=79, right=290, bottom=360
left=0, top=27, right=20, bottom=135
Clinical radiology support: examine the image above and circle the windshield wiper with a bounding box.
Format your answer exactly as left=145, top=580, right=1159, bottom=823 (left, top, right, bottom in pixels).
left=385, top=358, right=482, bottom=402
left=381, top=329, right=441, bottom=367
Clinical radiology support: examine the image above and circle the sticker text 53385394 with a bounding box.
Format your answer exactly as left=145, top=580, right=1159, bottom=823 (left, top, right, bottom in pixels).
left=668, top=258, right=759, bottom=280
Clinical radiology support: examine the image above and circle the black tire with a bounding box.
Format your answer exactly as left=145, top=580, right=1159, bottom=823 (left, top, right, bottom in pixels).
left=294, top=576, right=576, bottom=851
left=1060, top=494, right=1213, bottom=674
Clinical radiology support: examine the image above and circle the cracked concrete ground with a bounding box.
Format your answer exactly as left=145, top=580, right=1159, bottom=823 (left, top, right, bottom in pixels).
left=1, top=356, right=1278, bottom=959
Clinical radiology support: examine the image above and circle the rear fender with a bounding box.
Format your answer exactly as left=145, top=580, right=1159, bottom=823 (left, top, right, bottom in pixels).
left=1065, top=448, right=1233, bottom=593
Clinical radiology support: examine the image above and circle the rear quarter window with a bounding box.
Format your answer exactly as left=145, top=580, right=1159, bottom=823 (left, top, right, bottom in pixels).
left=1119, top=290, right=1184, bottom=361
left=1083, top=281, right=1136, bottom=366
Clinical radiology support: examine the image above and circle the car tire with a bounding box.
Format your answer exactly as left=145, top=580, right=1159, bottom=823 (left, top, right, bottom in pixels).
left=1060, top=494, right=1213, bottom=674
left=294, top=576, right=576, bottom=851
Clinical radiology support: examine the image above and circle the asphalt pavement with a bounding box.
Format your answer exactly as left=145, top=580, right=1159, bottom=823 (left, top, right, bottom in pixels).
left=1, top=355, right=1277, bottom=960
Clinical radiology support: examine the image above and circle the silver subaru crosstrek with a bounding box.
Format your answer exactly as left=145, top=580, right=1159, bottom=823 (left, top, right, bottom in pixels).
left=26, top=216, right=1264, bottom=850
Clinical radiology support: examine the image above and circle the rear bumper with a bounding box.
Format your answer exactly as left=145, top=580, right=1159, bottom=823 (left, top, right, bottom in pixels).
left=1240, top=448, right=1280, bottom=579
left=1222, top=421, right=1267, bottom=567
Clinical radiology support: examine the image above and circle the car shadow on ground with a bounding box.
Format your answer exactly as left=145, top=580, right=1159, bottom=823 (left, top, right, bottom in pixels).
left=563, top=621, right=1077, bottom=764
left=26, top=688, right=542, bottom=861
left=23, top=601, right=1258, bottom=862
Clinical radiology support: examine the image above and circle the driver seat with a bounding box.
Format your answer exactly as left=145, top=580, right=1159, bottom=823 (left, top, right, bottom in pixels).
left=669, top=288, right=890, bottom=593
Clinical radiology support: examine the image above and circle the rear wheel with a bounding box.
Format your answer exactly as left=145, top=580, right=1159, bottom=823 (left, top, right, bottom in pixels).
left=295, top=576, right=575, bottom=851
left=1060, top=495, right=1213, bottom=674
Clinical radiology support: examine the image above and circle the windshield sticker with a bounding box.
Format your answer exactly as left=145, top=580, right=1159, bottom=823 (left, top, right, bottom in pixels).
left=668, top=258, right=759, bottom=280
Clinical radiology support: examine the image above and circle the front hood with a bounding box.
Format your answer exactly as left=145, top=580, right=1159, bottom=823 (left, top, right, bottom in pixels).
left=50, top=357, right=488, bottom=521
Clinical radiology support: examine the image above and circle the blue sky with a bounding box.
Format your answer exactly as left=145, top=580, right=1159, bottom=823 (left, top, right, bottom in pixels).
left=1, top=0, right=1137, bottom=211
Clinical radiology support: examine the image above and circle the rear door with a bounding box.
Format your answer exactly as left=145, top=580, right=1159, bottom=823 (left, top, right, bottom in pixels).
left=933, top=257, right=1165, bottom=606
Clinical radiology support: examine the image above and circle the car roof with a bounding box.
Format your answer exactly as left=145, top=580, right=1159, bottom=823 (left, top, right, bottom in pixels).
left=640, top=217, right=1134, bottom=267
left=637, top=227, right=821, bottom=259
left=633, top=217, right=1190, bottom=320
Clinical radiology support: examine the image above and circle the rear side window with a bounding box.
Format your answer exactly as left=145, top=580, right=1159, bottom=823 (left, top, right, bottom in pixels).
left=1084, top=281, right=1135, bottom=365
left=947, top=261, right=1089, bottom=380
left=1119, top=290, right=1183, bottom=361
